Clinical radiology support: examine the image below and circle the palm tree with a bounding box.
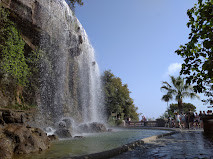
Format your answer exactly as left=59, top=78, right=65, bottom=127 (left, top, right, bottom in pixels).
left=161, top=76, right=199, bottom=111
left=161, top=94, right=172, bottom=108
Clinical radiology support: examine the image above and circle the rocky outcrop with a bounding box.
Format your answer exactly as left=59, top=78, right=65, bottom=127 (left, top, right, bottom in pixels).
left=0, top=131, right=14, bottom=159
left=48, top=134, right=58, bottom=141
left=0, top=110, right=50, bottom=159
left=54, top=128, right=72, bottom=138
left=0, top=0, right=83, bottom=123
left=2, top=110, right=24, bottom=124
left=77, top=122, right=107, bottom=133
left=4, top=124, right=50, bottom=154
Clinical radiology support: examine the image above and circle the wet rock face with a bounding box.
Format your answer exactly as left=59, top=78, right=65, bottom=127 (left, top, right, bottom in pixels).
left=54, top=128, right=72, bottom=138
left=48, top=134, right=58, bottom=141
left=2, top=110, right=24, bottom=124
left=1, top=0, right=82, bottom=51
left=54, top=119, right=73, bottom=138
left=4, top=124, right=50, bottom=154
left=0, top=136, right=14, bottom=159
left=0, top=110, right=51, bottom=159
left=78, top=122, right=107, bottom=133
left=1, top=0, right=84, bottom=122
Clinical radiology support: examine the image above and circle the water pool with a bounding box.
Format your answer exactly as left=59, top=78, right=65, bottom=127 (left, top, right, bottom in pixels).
left=16, top=128, right=170, bottom=159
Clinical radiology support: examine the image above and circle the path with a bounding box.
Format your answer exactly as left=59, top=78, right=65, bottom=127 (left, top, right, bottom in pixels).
left=111, top=130, right=213, bottom=159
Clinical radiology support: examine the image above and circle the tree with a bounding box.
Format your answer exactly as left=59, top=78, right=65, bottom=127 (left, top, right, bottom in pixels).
left=167, top=103, right=196, bottom=115
left=102, top=70, right=139, bottom=121
left=161, top=76, right=199, bottom=111
left=175, top=0, right=213, bottom=104
left=161, top=93, right=172, bottom=107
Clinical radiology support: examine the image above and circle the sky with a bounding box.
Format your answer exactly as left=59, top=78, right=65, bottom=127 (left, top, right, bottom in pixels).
left=75, top=0, right=209, bottom=120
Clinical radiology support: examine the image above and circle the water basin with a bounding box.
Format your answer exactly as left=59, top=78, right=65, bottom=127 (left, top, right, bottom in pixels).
left=16, top=128, right=171, bottom=159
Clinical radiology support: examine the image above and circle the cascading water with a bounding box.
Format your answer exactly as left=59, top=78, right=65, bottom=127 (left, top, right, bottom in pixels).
left=77, top=28, right=105, bottom=123
left=35, top=0, right=106, bottom=133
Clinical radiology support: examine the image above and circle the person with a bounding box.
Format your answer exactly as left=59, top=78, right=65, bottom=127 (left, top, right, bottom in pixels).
left=165, top=116, right=170, bottom=128
left=169, top=116, right=173, bottom=128
left=189, top=110, right=195, bottom=129
left=194, top=112, right=199, bottom=129
left=199, top=111, right=203, bottom=128
left=142, top=116, right=146, bottom=122
left=180, top=112, right=186, bottom=129
left=186, top=109, right=190, bottom=129
left=207, top=110, right=212, bottom=115
left=176, top=112, right=182, bottom=129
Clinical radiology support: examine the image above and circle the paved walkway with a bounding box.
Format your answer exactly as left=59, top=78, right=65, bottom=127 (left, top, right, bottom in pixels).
left=111, top=130, right=213, bottom=159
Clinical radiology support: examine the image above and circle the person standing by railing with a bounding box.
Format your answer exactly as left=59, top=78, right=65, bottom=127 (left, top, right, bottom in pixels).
left=189, top=110, right=195, bottom=129
left=194, top=112, right=199, bottom=129
left=199, top=111, right=203, bottom=128
left=176, top=112, right=182, bottom=129
left=180, top=112, right=186, bottom=129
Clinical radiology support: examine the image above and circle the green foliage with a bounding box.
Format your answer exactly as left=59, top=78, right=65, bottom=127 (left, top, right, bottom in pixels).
left=167, top=103, right=196, bottom=116
left=102, top=70, right=139, bottom=122
left=161, top=76, right=199, bottom=111
left=107, top=116, right=116, bottom=126
left=116, top=119, right=123, bottom=126
left=0, top=6, right=29, bottom=86
left=175, top=0, right=213, bottom=104
left=0, top=6, right=42, bottom=108
left=161, top=103, right=196, bottom=119
left=25, top=48, right=42, bottom=88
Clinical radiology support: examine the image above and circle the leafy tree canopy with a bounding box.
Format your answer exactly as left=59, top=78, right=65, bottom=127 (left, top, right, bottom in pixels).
left=175, top=0, right=213, bottom=104
left=102, top=70, right=139, bottom=121
left=167, top=103, right=196, bottom=115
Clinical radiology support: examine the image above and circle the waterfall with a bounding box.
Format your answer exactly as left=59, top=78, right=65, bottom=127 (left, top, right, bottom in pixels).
left=77, top=28, right=105, bottom=123
left=36, top=0, right=105, bottom=128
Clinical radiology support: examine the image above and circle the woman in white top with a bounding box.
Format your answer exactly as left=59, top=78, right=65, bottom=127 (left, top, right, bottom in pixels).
left=176, top=112, right=182, bottom=129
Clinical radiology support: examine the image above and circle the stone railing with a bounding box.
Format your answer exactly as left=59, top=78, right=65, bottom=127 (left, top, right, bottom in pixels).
left=127, top=120, right=166, bottom=128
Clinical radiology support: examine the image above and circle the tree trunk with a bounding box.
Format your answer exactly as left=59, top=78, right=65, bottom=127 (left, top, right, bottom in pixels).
left=178, top=99, right=183, bottom=112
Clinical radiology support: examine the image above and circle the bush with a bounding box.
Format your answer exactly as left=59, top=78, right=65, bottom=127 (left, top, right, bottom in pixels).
left=0, top=6, right=29, bottom=86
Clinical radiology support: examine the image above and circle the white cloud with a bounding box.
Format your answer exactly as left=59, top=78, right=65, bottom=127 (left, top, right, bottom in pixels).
left=162, top=63, right=182, bottom=78
left=167, top=63, right=182, bottom=75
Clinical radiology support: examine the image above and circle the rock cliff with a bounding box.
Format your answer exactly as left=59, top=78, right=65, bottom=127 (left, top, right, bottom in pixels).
left=0, top=109, right=51, bottom=159
left=0, top=0, right=105, bottom=129
left=0, top=0, right=84, bottom=124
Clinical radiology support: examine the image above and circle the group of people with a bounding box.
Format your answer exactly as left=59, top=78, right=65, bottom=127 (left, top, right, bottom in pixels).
left=166, top=110, right=210, bottom=129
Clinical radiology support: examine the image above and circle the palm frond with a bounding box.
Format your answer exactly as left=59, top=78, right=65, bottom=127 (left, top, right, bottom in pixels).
left=162, top=81, right=171, bottom=87
left=160, top=85, right=170, bottom=91
left=161, top=94, right=173, bottom=102
left=161, top=75, right=199, bottom=105
left=170, top=75, right=176, bottom=87
left=189, top=92, right=200, bottom=99
left=182, top=92, right=190, bottom=97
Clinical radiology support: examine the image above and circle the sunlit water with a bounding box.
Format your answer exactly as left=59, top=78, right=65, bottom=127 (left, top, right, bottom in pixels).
left=35, top=0, right=106, bottom=129
left=16, top=129, right=170, bottom=159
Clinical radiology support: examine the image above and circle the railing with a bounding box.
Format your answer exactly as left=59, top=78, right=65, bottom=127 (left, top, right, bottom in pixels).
left=127, top=121, right=159, bottom=127
left=128, top=121, right=145, bottom=127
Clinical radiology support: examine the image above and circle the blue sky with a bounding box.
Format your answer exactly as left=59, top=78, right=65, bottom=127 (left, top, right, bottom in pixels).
left=75, top=0, right=209, bottom=119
